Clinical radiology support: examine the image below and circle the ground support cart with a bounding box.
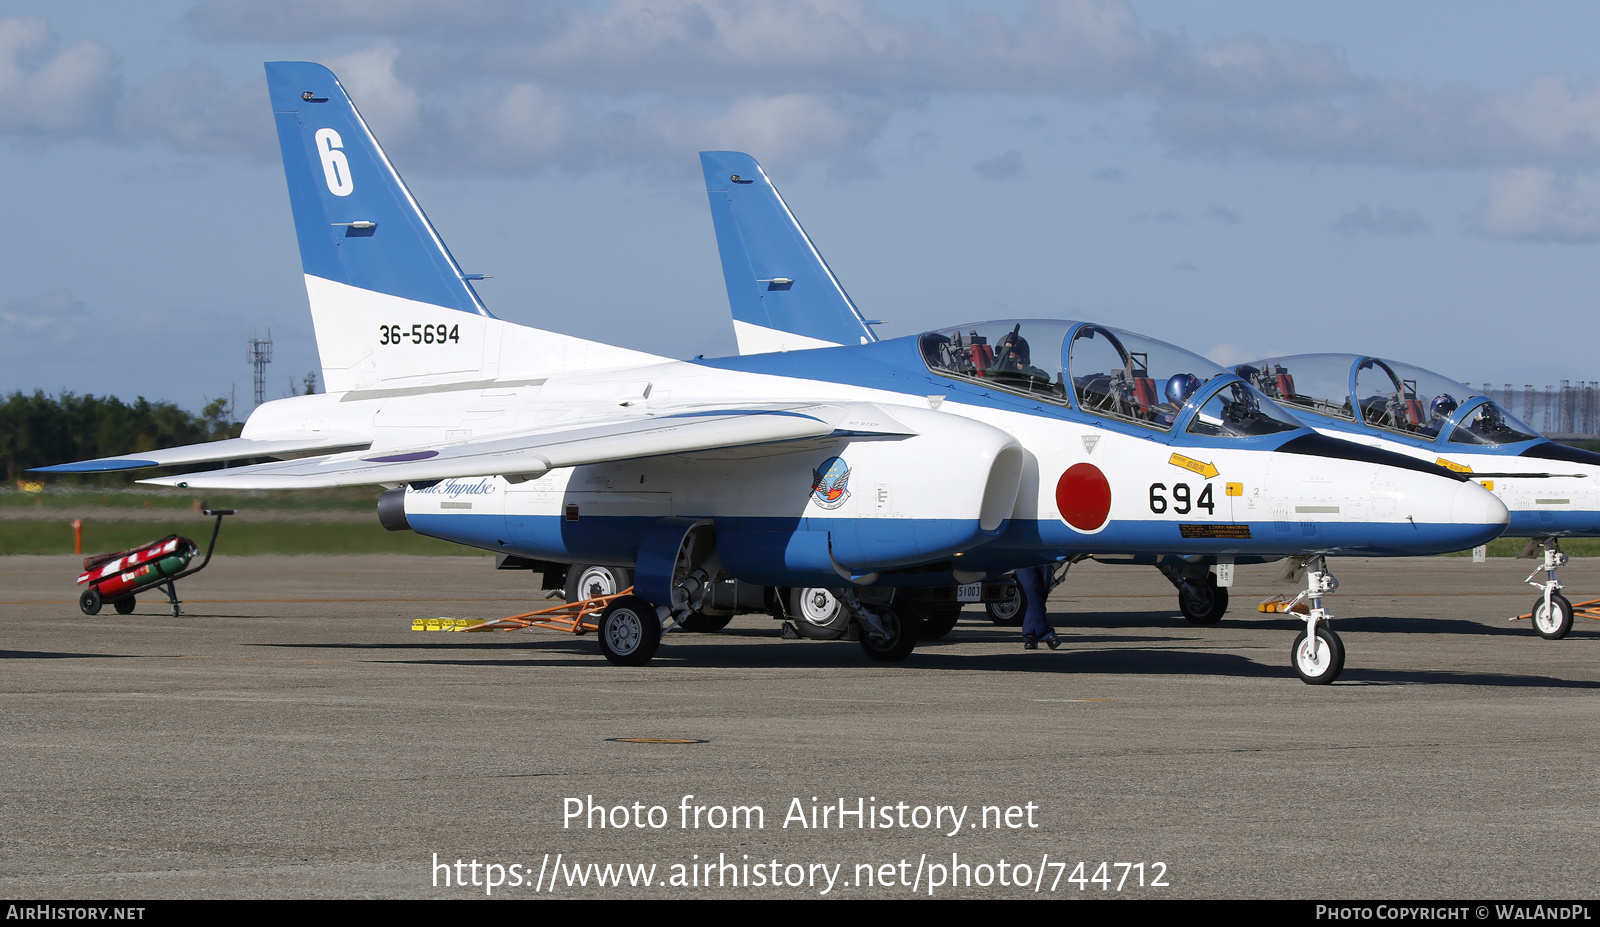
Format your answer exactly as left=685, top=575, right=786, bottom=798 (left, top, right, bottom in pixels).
left=75, top=508, right=233, bottom=617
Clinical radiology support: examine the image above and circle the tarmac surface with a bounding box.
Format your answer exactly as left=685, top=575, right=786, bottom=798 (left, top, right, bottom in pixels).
left=1, top=553, right=1596, bottom=900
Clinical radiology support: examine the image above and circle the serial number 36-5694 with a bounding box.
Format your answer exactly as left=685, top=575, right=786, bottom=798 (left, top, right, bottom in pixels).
left=379, top=323, right=460, bottom=345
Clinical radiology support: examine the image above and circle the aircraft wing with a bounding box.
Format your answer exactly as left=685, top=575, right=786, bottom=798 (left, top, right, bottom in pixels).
left=136, top=403, right=916, bottom=490
left=30, top=433, right=374, bottom=474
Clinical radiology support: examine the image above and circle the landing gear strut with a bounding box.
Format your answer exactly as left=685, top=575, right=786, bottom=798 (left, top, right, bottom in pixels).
left=1521, top=539, right=1574, bottom=640
left=1277, top=556, right=1345, bottom=685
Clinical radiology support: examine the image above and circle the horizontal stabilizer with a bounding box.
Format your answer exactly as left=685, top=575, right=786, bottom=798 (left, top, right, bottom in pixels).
left=30, top=433, right=374, bottom=474
left=139, top=403, right=916, bottom=490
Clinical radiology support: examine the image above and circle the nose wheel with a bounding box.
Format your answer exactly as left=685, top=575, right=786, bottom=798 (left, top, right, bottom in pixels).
left=1292, top=626, right=1345, bottom=684
left=1531, top=592, right=1574, bottom=640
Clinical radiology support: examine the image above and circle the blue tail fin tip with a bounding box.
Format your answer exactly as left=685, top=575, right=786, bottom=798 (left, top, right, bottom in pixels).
left=700, top=151, right=875, bottom=351
left=265, top=61, right=491, bottom=317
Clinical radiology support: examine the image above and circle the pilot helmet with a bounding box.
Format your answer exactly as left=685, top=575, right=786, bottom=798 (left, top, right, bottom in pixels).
left=1165, top=373, right=1202, bottom=407
left=1430, top=393, right=1458, bottom=419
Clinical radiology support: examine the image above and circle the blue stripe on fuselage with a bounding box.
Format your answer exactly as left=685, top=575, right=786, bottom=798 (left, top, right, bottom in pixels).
left=409, top=511, right=1504, bottom=587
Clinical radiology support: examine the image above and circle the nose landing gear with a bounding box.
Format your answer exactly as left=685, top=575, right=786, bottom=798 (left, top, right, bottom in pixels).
left=1276, top=556, right=1345, bottom=685
left=1517, top=539, right=1574, bottom=640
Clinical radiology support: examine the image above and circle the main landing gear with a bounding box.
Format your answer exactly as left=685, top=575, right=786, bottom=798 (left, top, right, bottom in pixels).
left=837, top=589, right=917, bottom=662
left=1517, top=539, right=1574, bottom=640
left=1276, top=556, right=1345, bottom=685
left=1159, top=562, right=1229, bottom=625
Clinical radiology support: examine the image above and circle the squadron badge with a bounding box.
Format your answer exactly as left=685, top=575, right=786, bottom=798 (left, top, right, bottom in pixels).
left=810, top=457, right=852, bottom=510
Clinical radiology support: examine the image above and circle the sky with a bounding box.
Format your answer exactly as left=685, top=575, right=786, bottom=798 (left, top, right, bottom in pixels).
left=2, top=1, right=1599, bottom=413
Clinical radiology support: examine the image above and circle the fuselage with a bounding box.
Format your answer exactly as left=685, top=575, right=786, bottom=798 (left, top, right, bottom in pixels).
left=244, top=325, right=1508, bottom=587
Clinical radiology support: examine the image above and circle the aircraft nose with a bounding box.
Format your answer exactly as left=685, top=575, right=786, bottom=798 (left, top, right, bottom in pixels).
left=1451, top=479, right=1509, bottom=531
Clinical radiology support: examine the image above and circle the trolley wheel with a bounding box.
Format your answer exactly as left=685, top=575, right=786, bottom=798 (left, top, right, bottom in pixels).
left=113, top=597, right=136, bottom=615
left=858, top=604, right=918, bottom=663
left=918, top=604, right=963, bottom=640
left=1291, top=627, right=1345, bottom=685
left=598, top=595, right=662, bottom=666
left=1178, top=574, right=1229, bottom=625
left=1531, top=593, right=1574, bottom=640
left=679, top=611, right=733, bottom=632
left=565, top=564, right=632, bottom=603
left=79, top=588, right=102, bottom=616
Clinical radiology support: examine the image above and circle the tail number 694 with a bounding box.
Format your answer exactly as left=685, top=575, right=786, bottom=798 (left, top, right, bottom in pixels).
left=1148, top=482, right=1214, bottom=515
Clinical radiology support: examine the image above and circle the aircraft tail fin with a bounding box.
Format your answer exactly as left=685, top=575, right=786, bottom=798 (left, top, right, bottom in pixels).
left=266, top=62, right=660, bottom=392
left=701, top=151, right=877, bottom=354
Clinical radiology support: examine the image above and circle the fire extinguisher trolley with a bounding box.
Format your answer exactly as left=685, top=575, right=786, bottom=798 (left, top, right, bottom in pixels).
left=75, top=508, right=234, bottom=617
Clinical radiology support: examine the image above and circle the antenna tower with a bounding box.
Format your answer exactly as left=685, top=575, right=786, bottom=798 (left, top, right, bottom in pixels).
left=246, top=329, right=274, bottom=407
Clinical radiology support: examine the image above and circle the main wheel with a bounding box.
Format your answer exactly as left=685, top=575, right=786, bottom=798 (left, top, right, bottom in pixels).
left=679, top=611, right=734, bottom=632
left=1531, top=593, right=1574, bottom=640
left=598, top=595, right=662, bottom=666
left=986, top=593, right=1022, bottom=626
left=1291, top=627, right=1345, bottom=685
left=79, top=588, right=102, bottom=616
left=919, top=604, right=963, bottom=640
left=858, top=604, right=917, bottom=662
left=1178, top=574, right=1229, bottom=625
left=790, top=587, right=849, bottom=640
left=565, top=565, right=632, bottom=603
left=113, top=597, right=136, bottom=615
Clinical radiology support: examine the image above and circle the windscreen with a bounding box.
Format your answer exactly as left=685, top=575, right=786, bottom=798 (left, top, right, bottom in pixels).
left=1448, top=401, right=1542, bottom=445
left=1186, top=381, right=1305, bottom=438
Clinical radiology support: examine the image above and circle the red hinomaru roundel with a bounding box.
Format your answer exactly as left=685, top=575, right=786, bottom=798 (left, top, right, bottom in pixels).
left=1056, top=463, right=1112, bottom=531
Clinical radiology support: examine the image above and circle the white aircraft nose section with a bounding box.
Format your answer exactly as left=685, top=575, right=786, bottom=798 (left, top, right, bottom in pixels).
left=1452, top=480, right=1510, bottom=529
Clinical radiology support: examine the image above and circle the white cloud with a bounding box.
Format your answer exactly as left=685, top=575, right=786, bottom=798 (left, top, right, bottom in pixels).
left=114, top=58, right=270, bottom=158
left=326, top=42, right=423, bottom=145
left=0, top=288, right=88, bottom=337
left=0, top=18, right=118, bottom=139
left=1332, top=204, right=1429, bottom=237
left=1471, top=167, right=1600, bottom=242
left=16, top=2, right=1600, bottom=189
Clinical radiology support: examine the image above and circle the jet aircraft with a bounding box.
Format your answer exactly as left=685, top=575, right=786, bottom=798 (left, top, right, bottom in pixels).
left=1236, top=354, right=1600, bottom=639
left=698, top=153, right=1527, bottom=632
left=36, top=64, right=1509, bottom=684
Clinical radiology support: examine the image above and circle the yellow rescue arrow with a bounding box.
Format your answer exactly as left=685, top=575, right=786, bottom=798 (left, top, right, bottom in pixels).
left=1435, top=457, right=1473, bottom=474
left=1168, top=453, right=1219, bottom=479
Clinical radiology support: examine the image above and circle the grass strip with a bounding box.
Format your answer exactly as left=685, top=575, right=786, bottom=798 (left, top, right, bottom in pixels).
left=0, top=520, right=483, bottom=557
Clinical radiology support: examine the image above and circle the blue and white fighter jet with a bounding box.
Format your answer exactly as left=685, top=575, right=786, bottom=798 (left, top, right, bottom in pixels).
left=1236, top=354, right=1600, bottom=640
left=698, top=151, right=1534, bottom=648
left=36, top=64, right=1508, bottom=684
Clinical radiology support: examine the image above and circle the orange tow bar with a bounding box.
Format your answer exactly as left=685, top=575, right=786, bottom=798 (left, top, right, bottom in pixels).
left=412, top=587, right=636, bottom=634
left=1513, top=597, right=1600, bottom=623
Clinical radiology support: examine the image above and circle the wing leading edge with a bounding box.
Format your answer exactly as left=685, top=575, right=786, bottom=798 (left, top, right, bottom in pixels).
left=137, top=403, right=917, bottom=490
left=30, top=433, right=375, bottom=474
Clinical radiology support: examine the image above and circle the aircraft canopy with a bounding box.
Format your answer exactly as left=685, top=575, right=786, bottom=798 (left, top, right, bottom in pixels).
left=1237, top=354, right=1541, bottom=446
left=919, top=320, right=1302, bottom=437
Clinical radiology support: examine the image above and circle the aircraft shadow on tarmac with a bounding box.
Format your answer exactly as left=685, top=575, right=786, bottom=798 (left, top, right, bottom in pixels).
left=0, top=650, right=135, bottom=661
left=255, top=628, right=1600, bottom=687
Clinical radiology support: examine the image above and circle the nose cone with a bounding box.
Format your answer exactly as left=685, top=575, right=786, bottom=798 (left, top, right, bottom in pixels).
left=1451, top=480, right=1510, bottom=543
